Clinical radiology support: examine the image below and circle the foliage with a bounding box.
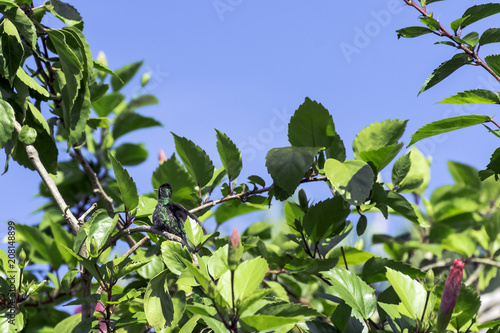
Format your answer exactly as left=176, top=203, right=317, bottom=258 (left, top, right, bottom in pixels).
left=0, top=1, right=498, bottom=333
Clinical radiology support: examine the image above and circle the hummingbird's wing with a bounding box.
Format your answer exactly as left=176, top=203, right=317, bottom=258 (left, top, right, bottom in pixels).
left=167, top=203, right=201, bottom=224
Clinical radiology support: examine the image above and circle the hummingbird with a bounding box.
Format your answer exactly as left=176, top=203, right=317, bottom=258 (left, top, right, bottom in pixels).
left=153, top=183, right=201, bottom=244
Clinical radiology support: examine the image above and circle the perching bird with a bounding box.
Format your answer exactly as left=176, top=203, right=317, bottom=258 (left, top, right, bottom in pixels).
left=153, top=183, right=201, bottom=244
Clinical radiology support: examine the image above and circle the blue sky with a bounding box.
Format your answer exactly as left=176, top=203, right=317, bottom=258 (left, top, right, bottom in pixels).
left=1, top=1, right=499, bottom=236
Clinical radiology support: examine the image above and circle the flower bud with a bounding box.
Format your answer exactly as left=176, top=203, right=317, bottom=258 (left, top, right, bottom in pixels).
left=437, top=259, right=464, bottom=332
left=424, top=268, right=434, bottom=291
left=228, top=228, right=243, bottom=270
left=298, top=188, right=308, bottom=211
left=18, top=248, right=29, bottom=269
left=141, top=72, right=151, bottom=87
left=159, top=149, right=167, bottom=164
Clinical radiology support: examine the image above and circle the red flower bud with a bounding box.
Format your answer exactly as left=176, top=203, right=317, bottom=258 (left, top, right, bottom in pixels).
left=159, top=149, right=167, bottom=164
left=230, top=227, right=240, bottom=248
left=440, top=259, right=464, bottom=315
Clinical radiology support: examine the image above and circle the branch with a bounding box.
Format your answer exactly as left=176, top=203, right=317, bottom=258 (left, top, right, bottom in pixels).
left=403, top=0, right=500, bottom=85
left=14, top=120, right=80, bottom=234
left=71, top=148, right=137, bottom=248
left=100, top=226, right=184, bottom=255
left=190, top=176, right=328, bottom=214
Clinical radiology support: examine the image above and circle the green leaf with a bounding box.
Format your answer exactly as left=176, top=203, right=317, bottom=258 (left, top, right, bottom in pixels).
left=50, top=217, right=76, bottom=268
left=112, top=111, right=162, bottom=139
left=128, top=94, right=159, bottom=109
left=144, top=270, right=174, bottom=331
left=448, top=284, right=481, bottom=331
left=392, top=152, right=411, bottom=186
left=485, top=54, right=500, bottom=76
left=151, top=153, right=196, bottom=201
left=215, top=129, right=242, bottom=181
left=92, top=92, right=125, bottom=117
left=327, top=246, right=376, bottom=267
left=396, top=148, right=430, bottom=194
left=0, top=100, right=14, bottom=148
left=359, top=143, right=403, bottom=173
left=111, top=60, right=143, bottom=91
left=161, top=241, right=191, bottom=275
left=16, top=224, right=63, bottom=269
left=215, top=200, right=267, bottom=225
left=479, top=28, right=500, bottom=46
left=322, top=267, right=377, bottom=319
left=450, top=17, right=469, bottom=32
left=93, top=61, right=122, bottom=82
left=326, top=133, right=346, bottom=162
left=419, top=54, right=472, bottom=95
left=18, top=125, right=36, bottom=144
left=207, top=245, right=229, bottom=280
left=288, top=97, right=336, bottom=147
left=184, top=216, right=203, bottom=247
left=46, top=0, right=82, bottom=27
left=448, top=161, right=481, bottom=189
left=461, top=31, right=479, bottom=48
left=87, top=117, right=110, bottom=130
left=172, top=133, right=214, bottom=188
left=1, top=19, right=24, bottom=85
left=352, top=119, right=407, bottom=161
left=109, top=151, right=139, bottom=211
left=438, top=89, right=500, bottom=104
left=241, top=315, right=299, bottom=331
left=87, top=209, right=118, bottom=250
left=266, top=146, right=320, bottom=196
left=218, top=257, right=268, bottom=305
left=385, top=267, right=427, bottom=321
left=0, top=5, right=37, bottom=49
left=387, top=191, right=421, bottom=225
left=53, top=314, right=80, bottom=333
left=285, top=257, right=338, bottom=275
left=420, top=16, right=440, bottom=30
left=480, top=148, right=500, bottom=180
left=113, top=143, right=148, bottom=166
left=324, top=159, right=374, bottom=206
left=408, top=115, right=491, bottom=147
left=396, top=26, right=433, bottom=38
left=430, top=184, right=480, bottom=222
left=356, top=215, right=367, bottom=236
left=362, top=257, right=424, bottom=284
left=16, top=67, right=50, bottom=98
left=303, top=196, right=350, bottom=243
left=460, top=3, right=500, bottom=29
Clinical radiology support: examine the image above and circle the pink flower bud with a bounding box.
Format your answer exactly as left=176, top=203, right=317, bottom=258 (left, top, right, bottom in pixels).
left=159, top=149, right=167, bottom=164
left=440, top=259, right=464, bottom=315
left=230, top=227, right=240, bottom=248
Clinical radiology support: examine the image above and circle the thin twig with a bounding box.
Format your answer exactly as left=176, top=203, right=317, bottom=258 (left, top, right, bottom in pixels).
left=124, top=235, right=150, bottom=257
left=79, top=203, right=97, bottom=224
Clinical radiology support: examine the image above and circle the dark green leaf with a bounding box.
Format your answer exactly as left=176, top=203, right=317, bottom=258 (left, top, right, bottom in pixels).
left=450, top=17, right=468, bottom=32
left=303, top=196, right=350, bottom=243
left=325, top=133, right=346, bottom=162
left=461, top=31, right=479, bottom=48
left=408, top=115, right=491, bottom=147
left=322, top=268, right=377, bottom=319
left=46, top=0, right=82, bottom=27
left=1, top=20, right=24, bottom=85
left=396, top=26, right=433, bottom=38
left=113, top=143, right=148, bottom=166
left=387, top=191, right=420, bottom=225
left=397, top=148, right=430, bottom=194
left=112, top=111, right=161, bottom=139
left=144, top=270, right=173, bottom=331
left=438, top=89, right=500, bottom=104
left=288, top=97, right=336, bottom=147
left=16, top=224, right=63, bottom=268
left=0, top=4, right=37, bottom=48
left=479, top=28, right=500, bottom=46
left=86, top=117, right=110, bottom=130
left=479, top=147, right=500, bottom=180
left=16, top=67, right=50, bottom=98
left=0, top=100, right=14, bottom=148
left=172, top=133, right=214, bottom=188
left=356, top=215, right=367, bottom=236
left=109, top=151, right=139, bottom=211
left=362, top=257, right=423, bottom=284
left=419, top=54, right=472, bottom=95
left=215, top=129, right=242, bottom=181
left=420, top=16, right=440, bottom=30
left=111, top=60, right=143, bottom=91
left=215, top=200, right=266, bottom=225
left=324, top=159, right=374, bottom=206
left=461, top=3, right=500, bottom=29
left=266, top=146, right=320, bottom=195
left=485, top=54, right=500, bottom=76
left=92, top=92, right=125, bottom=117
left=93, top=61, right=122, bottom=82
